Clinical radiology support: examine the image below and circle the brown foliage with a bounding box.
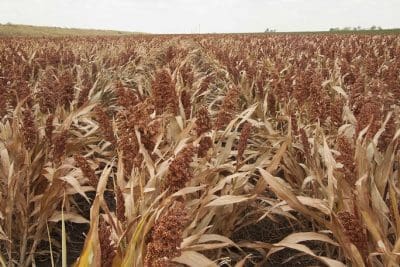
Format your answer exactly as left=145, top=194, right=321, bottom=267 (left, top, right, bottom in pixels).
left=237, top=122, right=252, bottom=164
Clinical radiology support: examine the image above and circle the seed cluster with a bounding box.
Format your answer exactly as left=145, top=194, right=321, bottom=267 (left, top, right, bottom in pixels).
left=74, top=154, right=98, bottom=188
left=115, top=185, right=126, bottom=223
left=195, top=106, right=212, bottom=136
left=98, top=219, right=116, bottom=267
left=153, top=69, right=179, bottom=115
left=180, top=90, right=192, bottom=119
left=94, top=106, right=116, bottom=146
left=337, top=211, right=367, bottom=258
left=164, top=145, right=196, bottom=193
left=237, top=122, right=252, bottom=164
left=21, top=108, right=37, bottom=150
left=52, top=130, right=68, bottom=165
left=215, top=86, right=240, bottom=130
left=336, top=136, right=356, bottom=187
left=45, top=114, right=54, bottom=143
left=145, top=201, right=188, bottom=267
left=198, top=136, right=213, bottom=158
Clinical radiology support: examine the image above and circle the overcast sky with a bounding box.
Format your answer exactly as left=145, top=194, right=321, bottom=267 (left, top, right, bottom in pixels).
left=0, top=0, right=399, bottom=33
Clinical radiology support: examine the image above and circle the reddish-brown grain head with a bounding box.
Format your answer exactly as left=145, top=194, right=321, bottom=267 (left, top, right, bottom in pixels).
left=144, top=201, right=188, bottom=267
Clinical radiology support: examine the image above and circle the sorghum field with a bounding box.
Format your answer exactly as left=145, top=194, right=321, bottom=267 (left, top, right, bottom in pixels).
left=1, top=33, right=400, bottom=267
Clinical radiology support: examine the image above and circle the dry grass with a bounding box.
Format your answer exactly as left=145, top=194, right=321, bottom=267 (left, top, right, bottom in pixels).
left=1, top=33, right=400, bottom=267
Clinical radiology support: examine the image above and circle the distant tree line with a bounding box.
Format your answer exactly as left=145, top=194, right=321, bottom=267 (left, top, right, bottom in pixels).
left=264, top=28, right=276, bottom=33
left=329, top=25, right=383, bottom=31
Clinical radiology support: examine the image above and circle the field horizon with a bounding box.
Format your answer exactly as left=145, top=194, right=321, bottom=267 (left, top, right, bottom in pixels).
left=0, top=23, right=143, bottom=37
left=1, top=22, right=400, bottom=37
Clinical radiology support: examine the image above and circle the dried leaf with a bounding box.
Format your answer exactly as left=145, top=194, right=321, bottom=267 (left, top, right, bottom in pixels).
left=268, top=232, right=339, bottom=257
left=172, top=251, right=217, bottom=267
left=205, top=195, right=253, bottom=207
left=49, top=212, right=89, bottom=224
left=271, top=242, right=345, bottom=267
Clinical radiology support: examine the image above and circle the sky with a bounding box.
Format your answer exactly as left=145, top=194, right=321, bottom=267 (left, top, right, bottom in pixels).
left=0, top=0, right=399, bottom=33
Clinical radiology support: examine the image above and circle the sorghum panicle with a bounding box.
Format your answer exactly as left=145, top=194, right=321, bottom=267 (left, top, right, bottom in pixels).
left=53, top=130, right=68, bottom=165
left=99, top=219, right=116, bottom=267
left=94, top=106, right=116, bottom=146
left=115, top=185, right=126, bottom=223
left=215, top=86, right=240, bottom=130
left=198, top=136, right=213, bottom=158
left=237, top=122, right=252, bottom=164
left=74, top=154, right=98, bottom=188
left=152, top=69, right=179, bottom=115
left=180, top=90, right=191, bottom=119
left=21, top=108, right=37, bottom=150
left=337, top=211, right=367, bottom=259
left=163, top=145, right=195, bottom=193
left=336, top=136, right=356, bottom=187
left=195, top=106, right=212, bottom=137
left=45, top=115, right=54, bottom=144
left=144, top=201, right=188, bottom=267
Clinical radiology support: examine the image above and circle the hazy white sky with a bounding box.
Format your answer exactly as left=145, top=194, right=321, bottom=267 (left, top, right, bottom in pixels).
left=0, top=0, right=399, bottom=33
